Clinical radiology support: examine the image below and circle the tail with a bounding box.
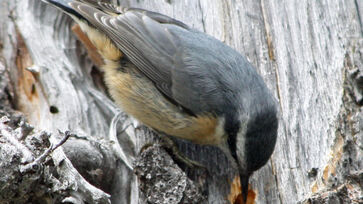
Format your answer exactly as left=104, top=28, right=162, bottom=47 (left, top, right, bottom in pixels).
left=41, top=0, right=86, bottom=21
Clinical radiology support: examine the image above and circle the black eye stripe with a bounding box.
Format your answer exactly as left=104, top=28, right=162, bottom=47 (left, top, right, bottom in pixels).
left=227, top=132, right=238, bottom=161
left=224, top=112, right=240, bottom=162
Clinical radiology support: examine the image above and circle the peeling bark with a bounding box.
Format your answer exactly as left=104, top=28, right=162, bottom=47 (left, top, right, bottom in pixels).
left=0, top=111, right=111, bottom=203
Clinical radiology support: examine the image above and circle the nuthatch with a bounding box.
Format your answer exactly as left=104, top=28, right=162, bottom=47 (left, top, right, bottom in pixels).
left=42, top=0, right=279, bottom=202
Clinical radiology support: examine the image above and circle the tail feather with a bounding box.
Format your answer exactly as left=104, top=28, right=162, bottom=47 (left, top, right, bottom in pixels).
left=41, top=0, right=86, bottom=21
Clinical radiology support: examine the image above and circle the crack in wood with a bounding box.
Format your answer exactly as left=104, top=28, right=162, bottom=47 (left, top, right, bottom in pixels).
left=198, top=0, right=206, bottom=33
left=354, top=0, right=363, bottom=36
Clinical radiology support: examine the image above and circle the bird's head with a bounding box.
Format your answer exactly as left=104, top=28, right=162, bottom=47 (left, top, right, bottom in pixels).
left=222, top=105, right=278, bottom=203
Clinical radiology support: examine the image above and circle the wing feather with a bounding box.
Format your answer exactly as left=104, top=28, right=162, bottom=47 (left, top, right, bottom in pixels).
left=70, top=1, right=242, bottom=115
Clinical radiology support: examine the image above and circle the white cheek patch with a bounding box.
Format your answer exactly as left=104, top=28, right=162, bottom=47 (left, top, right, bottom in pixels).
left=236, top=119, right=248, bottom=173
left=214, top=117, right=226, bottom=142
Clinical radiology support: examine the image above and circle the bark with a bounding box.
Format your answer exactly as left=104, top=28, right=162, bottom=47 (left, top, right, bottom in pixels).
left=0, top=0, right=362, bottom=203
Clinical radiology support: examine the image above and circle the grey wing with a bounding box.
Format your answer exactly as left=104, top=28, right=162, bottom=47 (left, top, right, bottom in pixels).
left=70, top=2, right=227, bottom=114
left=77, top=0, right=123, bottom=13
left=77, top=0, right=189, bottom=29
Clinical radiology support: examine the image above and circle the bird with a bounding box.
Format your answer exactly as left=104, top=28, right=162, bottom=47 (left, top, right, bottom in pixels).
left=41, top=0, right=279, bottom=202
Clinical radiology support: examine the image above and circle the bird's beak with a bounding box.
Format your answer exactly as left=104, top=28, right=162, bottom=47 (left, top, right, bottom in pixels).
left=240, top=174, right=249, bottom=203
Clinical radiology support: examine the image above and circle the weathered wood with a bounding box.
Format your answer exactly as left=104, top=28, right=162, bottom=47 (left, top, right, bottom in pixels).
left=0, top=110, right=111, bottom=203
left=0, top=0, right=362, bottom=203
left=125, top=0, right=363, bottom=203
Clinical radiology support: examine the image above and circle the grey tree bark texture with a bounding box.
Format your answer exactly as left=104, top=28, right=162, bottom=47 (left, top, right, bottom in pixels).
left=0, top=0, right=362, bottom=203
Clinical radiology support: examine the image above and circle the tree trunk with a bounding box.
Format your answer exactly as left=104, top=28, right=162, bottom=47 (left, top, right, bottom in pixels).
left=0, top=0, right=361, bottom=203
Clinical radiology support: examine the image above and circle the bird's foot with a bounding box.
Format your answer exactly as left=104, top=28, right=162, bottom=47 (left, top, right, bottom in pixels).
left=160, top=136, right=207, bottom=170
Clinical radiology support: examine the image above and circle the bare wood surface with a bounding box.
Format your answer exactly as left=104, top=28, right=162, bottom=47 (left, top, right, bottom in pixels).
left=0, top=0, right=362, bottom=203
